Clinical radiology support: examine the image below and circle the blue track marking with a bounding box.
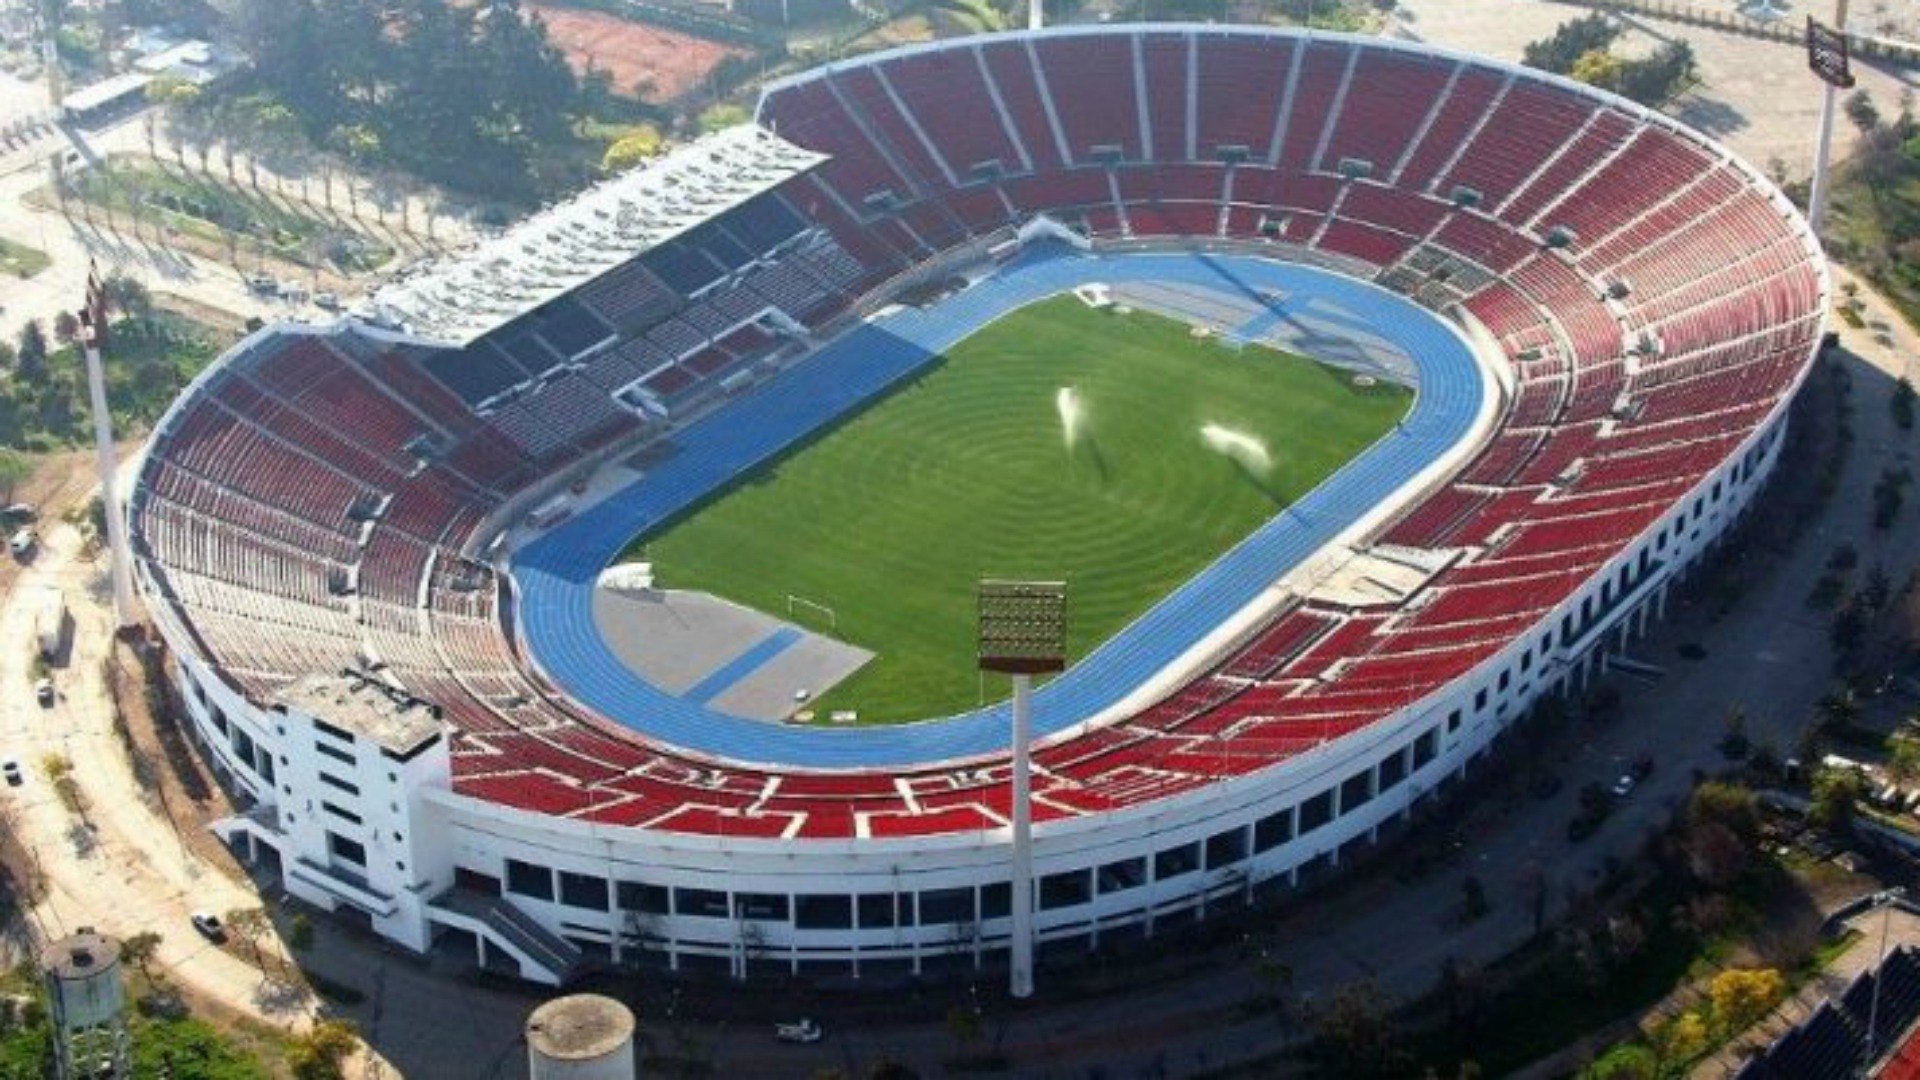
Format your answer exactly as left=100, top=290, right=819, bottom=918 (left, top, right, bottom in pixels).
left=512, top=247, right=1488, bottom=769
left=682, top=628, right=805, bottom=704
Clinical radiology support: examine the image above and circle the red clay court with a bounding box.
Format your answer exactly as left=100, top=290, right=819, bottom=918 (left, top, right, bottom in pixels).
left=527, top=2, right=750, bottom=101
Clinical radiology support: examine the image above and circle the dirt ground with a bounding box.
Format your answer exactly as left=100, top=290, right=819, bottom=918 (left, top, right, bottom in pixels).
left=0, top=449, right=95, bottom=599
left=525, top=3, right=750, bottom=101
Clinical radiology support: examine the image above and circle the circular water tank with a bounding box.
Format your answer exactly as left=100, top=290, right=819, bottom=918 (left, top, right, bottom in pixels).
left=526, top=994, right=636, bottom=1080
left=40, top=932, right=124, bottom=1031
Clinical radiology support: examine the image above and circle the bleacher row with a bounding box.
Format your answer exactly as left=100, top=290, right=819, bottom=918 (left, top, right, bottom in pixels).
left=130, top=28, right=1824, bottom=840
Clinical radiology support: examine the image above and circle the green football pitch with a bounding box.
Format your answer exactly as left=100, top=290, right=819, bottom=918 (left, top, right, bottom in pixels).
left=623, top=295, right=1411, bottom=723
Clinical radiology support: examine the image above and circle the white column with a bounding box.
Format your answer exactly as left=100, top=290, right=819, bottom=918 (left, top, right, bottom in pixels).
left=1009, top=673, right=1036, bottom=999
left=1028, top=0, right=1042, bottom=31
left=1807, top=0, right=1852, bottom=237
left=83, top=337, right=136, bottom=628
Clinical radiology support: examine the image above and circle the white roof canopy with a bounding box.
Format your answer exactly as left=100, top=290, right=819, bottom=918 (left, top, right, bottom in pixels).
left=364, top=125, right=827, bottom=346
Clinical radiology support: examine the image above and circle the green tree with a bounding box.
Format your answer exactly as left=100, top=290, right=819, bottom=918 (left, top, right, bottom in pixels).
left=223, top=906, right=272, bottom=971
left=1523, top=14, right=1622, bottom=75
left=1889, top=733, right=1920, bottom=786
left=288, top=912, right=314, bottom=952
left=1652, top=1010, right=1710, bottom=1072
left=0, top=450, right=28, bottom=501
left=1847, top=90, right=1882, bottom=134
left=102, top=273, right=153, bottom=323
left=1617, top=41, right=1697, bottom=107
left=602, top=127, right=664, bottom=173
left=1688, top=780, right=1759, bottom=839
left=16, top=320, right=47, bottom=383
left=1810, top=766, right=1866, bottom=832
left=1309, top=980, right=1402, bottom=1076
left=120, top=930, right=164, bottom=981
left=1708, top=967, right=1786, bottom=1037
left=1571, top=49, right=1625, bottom=93
left=698, top=103, right=751, bottom=134
left=286, top=1018, right=359, bottom=1080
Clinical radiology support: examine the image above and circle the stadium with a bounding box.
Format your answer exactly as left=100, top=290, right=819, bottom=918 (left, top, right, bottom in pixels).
left=128, top=25, right=1826, bottom=985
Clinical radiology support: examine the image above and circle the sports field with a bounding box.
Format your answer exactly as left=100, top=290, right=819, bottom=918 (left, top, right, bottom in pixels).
left=625, top=295, right=1410, bottom=723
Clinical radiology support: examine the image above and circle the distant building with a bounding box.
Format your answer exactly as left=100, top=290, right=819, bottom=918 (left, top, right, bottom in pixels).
left=61, top=26, right=244, bottom=126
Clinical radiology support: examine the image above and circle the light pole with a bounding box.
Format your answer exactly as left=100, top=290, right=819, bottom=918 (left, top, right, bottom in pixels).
left=978, top=579, right=1066, bottom=1000
left=1863, top=885, right=1908, bottom=1073
left=79, top=267, right=135, bottom=628
left=1807, top=0, right=1856, bottom=237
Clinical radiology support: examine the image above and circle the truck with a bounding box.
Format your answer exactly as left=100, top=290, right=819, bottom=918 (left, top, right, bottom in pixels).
left=33, top=588, right=65, bottom=662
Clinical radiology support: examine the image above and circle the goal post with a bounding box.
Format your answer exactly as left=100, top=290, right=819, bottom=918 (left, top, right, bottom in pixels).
left=785, top=594, right=837, bottom=633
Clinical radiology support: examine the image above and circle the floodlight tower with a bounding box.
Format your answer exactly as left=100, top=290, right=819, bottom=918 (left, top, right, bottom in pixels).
left=79, top=270, right=136, bottom=628
left=1806, top=0, right=1857, bottom=237
left=38, top=0, right=62, bottom=109
left=978, top=579, right=1066, bottom=1000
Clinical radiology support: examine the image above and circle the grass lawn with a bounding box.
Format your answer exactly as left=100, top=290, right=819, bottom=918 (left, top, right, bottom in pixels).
left=625, top=295, right=1410, bottom=722
left=0, top=236, right=49, bottom=279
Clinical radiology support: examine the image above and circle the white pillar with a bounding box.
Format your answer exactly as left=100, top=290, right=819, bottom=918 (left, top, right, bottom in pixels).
left=1028, top=0, right=1042, bottom=31
left=1009, top=672, right=1036, bottom=999
left=83, top=337, right=136, bottom=628
left=1807, top=0, right=1852, bottom=238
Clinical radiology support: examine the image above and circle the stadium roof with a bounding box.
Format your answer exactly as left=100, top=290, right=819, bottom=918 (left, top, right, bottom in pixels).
left=363, top=125, right=827, bottom=346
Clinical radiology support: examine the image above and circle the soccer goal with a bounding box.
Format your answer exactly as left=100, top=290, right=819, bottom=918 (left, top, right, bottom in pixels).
left=786, top=594, right=838, bottom=634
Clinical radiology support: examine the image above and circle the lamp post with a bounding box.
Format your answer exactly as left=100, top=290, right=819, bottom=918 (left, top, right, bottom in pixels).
left=978, top=579, right=1066, bottom=1000
left=1807, top=0, right=1856, bottom=237
left=1863, top=885, right=1908, bottom=1074
left=79, top=267, right=135, bottom=629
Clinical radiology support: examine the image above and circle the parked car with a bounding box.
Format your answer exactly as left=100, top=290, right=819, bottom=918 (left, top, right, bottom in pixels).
left=8, top=528, right=35, bottom=558
left=313, top=292, right=342, bottom=311
left=774, top=1018, right=822, bottom=1044
left=0, top=503, right=34, bottom=525
left=1, top=760, right=21, bottom=787
left=1610, top=774, right=1637, bottom=799
left=245, top=274, right=277, bottom=295
left=33, top=678, right=53, bottom=707
left=190, top=911, right=225, bottom=942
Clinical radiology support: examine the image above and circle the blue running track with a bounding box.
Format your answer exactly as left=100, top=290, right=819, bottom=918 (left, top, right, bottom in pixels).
left=511, top=248, right=1488, bottom=769
left=681, top=628, right=804, bottom=704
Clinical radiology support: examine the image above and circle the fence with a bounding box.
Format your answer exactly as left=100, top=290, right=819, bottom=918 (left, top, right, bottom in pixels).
left=1560, top=0, right=1920, bottom=68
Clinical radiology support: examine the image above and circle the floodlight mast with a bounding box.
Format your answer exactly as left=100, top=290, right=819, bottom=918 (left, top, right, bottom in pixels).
left=80, top=268, right=135, bottom=628
left=1807, top=0, right=1854, bottom=237
left=978, top=579, right=1067, bottom=1001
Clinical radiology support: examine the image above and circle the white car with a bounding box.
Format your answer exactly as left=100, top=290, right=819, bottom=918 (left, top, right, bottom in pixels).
left=774, top=1018, right=823, bottom=1044
left=1, top=760, right=21, bottom=787
left=33, top=678, right=53, bottom=707
left=190, top=911, right=226, bottom=941
left=1610, top=774, right=1637, bottom=799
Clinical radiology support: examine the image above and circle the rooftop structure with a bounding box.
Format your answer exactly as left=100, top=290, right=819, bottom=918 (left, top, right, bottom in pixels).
left=272, top=673, right=443, bottom=758
left=364, top=125, right=828, bottom=346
